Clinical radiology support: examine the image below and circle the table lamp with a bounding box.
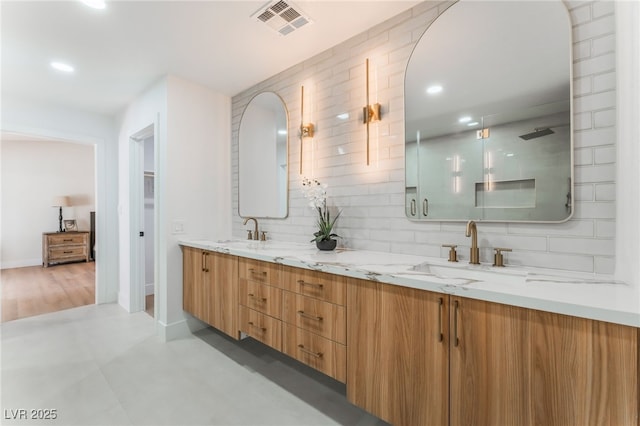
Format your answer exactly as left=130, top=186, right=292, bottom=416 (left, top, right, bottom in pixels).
left=51, top=196, right=71, bottom=232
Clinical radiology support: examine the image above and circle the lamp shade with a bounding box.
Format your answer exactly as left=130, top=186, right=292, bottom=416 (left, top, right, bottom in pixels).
left=51, top=196, right=71, bottom=207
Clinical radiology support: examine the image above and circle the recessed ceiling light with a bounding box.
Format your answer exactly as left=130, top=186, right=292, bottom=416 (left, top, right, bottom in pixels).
left=467, top=121, right=479, bottom=126
left=426, top=85, right=443, bottom=95
left=458, top=116, right=472, bottom=123
left=81, top=0, right=106, bottom=9
left=50, top=62, right=75, bottom=73
left=336, top=113, right=349, bottom=120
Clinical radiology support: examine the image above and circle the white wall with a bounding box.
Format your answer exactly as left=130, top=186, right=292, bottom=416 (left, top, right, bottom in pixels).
left=117, top=75, right=231, bottom=340
left=231, top=1, right=637, bottom=282
left=1, top=139, right=95, bottom=268
left=0, top=95, right=119, bottom=304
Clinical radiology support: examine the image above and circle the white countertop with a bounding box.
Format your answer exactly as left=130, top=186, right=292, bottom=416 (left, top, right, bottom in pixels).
left=179, top=239, right=640, bottom=328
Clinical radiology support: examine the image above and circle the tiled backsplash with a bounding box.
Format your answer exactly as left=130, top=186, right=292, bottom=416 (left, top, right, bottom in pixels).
left=231, top=1, right=616, bottom=274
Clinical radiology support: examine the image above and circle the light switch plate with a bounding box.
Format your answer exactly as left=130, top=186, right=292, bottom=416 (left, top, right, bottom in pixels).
left=172, top=220, right=185, bottom=234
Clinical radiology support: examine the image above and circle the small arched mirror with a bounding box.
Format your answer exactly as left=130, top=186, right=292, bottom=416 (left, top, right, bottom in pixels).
left=239, top=92, right=289, bottom=218
left=405, top=0, right=572, bottom=222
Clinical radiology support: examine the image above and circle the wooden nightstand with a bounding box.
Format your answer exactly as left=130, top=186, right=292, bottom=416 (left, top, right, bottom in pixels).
left=42, top=231, right=90, bottom=267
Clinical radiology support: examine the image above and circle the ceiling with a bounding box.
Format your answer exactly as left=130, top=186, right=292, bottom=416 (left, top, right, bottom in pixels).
left=1, top=0, right=420, bottom=116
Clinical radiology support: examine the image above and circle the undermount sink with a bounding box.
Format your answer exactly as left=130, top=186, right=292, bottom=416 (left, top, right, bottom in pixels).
left=410, top=262, right=527, bottom=286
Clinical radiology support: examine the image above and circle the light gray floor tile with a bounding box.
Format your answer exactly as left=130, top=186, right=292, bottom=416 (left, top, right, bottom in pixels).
left=1, top=303, right=387, bottom=426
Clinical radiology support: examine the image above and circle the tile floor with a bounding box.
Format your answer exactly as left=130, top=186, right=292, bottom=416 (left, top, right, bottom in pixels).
left=0, top=303, right=388, bottom=425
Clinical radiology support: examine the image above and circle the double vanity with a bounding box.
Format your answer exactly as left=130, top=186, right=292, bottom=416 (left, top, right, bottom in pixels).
left=181, top=239, right=639, bottom=426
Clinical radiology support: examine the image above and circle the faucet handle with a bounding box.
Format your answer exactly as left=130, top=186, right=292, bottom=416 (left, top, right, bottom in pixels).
left=260, top=231, right=267, bottom=241
left=493, top=247, right=512, bottom=267
left=246, top=230, right=253, bottom=240
left=442, top=244, right=458, bottom=262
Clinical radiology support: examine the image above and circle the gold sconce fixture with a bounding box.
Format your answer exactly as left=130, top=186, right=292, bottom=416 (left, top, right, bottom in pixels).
left=363, top=58, right=381, bottom=165
left=299, top=85, right=315, bottom=174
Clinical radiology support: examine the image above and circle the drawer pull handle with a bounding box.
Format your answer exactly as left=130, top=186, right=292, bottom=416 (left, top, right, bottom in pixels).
left=438, top=297, right=444, bottom=343
left=297, top=280, right=323, bottom=289
left=63, top=239, right=73, bottom=242
left=248, top=293, right=267, bottom=302
left=247, top=321, right=267, bottom=332
left=454, top=300, right=460, bottom=347
left=297, top=310, right=323, bottom=321
left=63, top=251, right=73, bottom=254
left=297, top=344, right=323, bottom=358
left=248, top=268, right=267, bottom=278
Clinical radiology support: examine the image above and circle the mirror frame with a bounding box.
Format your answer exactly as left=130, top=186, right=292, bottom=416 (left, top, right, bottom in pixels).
left=238, top=91, right=290, bottom=219
left=404, top=0, right=574, bottom=223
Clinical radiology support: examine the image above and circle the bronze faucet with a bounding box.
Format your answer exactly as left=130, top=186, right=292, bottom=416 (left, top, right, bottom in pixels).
left=243, top=217, right=259, bottom=240
left=465, top=220, right=480, bottom=264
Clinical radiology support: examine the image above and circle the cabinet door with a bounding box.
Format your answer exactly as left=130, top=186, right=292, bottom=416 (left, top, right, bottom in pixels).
left=207, top=252, right=238, bottom=339
left=449, top=297, right=532, bottom=426
left=531, top=310, right=638, bottom=425
left=347, top=278, right=449, bottom=426
left=182, top=247, right=208, bottom=321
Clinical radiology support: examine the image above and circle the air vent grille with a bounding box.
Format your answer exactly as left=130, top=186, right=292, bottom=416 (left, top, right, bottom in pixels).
left=251, top=0, right=312, bottom=36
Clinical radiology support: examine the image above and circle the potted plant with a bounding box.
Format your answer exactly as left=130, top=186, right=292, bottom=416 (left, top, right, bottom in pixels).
left=302, top=178, right=341, bottom=251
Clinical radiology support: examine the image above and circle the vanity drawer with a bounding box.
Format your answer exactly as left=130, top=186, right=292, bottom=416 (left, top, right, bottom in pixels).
left=283, top=324, right=346, bottom=383
left=239, top=280, right=282, bottom=319
left=239, top=258, right=282, bottom=288
left=282, top=292, right=346, bottom=345
left=282, top=266, right=346, bottom=305
left=239, top=306, right=282, bottom=351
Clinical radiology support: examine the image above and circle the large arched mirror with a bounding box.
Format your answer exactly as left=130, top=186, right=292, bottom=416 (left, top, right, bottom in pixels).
left=239, top=92, right=289, bottom=218
left=405, top=0, right=572, bottom=222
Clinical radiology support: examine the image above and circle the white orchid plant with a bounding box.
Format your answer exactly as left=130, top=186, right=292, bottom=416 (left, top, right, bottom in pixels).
left=302, top=178, right=341, bottom=243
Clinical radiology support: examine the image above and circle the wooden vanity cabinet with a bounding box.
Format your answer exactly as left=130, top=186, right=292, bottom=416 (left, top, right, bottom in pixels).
left=529, top=310, right=638, bottom=425
left=237, top=258, right=283, bottom=351
left=347, top=278, right=449, bottom=425
left=182, top=247, right=238, bottom=339
left=281, top=266, right=347, bottom=383
left=450, top=296, right=533, bottom=426
left=347, top=278, right=639, bottom=426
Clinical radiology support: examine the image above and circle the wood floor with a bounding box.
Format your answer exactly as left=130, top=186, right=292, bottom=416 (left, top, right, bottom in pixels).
left=1, top=261, right=95, bottom=323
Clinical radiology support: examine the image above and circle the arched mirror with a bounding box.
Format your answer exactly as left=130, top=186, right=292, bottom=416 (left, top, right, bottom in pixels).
left=405, top=0, right=572, bottom=222
left=239, top=92, right=289, bottom=218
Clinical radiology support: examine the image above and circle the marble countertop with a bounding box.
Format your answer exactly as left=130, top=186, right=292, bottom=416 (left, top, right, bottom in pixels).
left=179, top=239, right=640, bottom=328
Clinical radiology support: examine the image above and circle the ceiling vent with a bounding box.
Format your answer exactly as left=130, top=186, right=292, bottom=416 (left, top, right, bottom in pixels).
left=252, top=0, right=312, bottom=36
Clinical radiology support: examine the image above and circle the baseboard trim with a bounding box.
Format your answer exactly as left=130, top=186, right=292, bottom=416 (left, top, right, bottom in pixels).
left=156, top=316, right=206, bottom=342
left=1, top=258, right=42, bottom=269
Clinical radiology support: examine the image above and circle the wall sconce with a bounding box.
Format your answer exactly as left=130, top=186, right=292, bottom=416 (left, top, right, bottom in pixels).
left=363, top=58, right=381, bottom=165
left=51, top=195, right=71, bottom=232
left=299, top=85, right=315, bottom=174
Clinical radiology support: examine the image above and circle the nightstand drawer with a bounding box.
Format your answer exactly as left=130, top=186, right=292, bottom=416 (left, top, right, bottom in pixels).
left=282, top=292, right=345, bottom=344
left=239, top=306, right=282, bottom=351
left=47, top=234, right=87, bottom=246
left=283, top=324, right=346, bottom=383
left=49, top=246, right=87, bottom=259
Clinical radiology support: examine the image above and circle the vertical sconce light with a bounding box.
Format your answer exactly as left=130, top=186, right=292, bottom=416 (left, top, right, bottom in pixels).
left=363, top=58, right=381, bottom=165
left=299, top=85, right=315, bottom=174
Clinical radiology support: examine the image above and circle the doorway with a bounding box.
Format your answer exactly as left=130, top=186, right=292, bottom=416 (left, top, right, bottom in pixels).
left=129, top=125, right=156, bottom=317
left=143, top=136, right=155, bottom=317
left=0, top=132, right=98, bottom=321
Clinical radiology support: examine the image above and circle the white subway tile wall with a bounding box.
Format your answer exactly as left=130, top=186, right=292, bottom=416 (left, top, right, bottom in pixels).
left=231, top=1, right=616, bottom=274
